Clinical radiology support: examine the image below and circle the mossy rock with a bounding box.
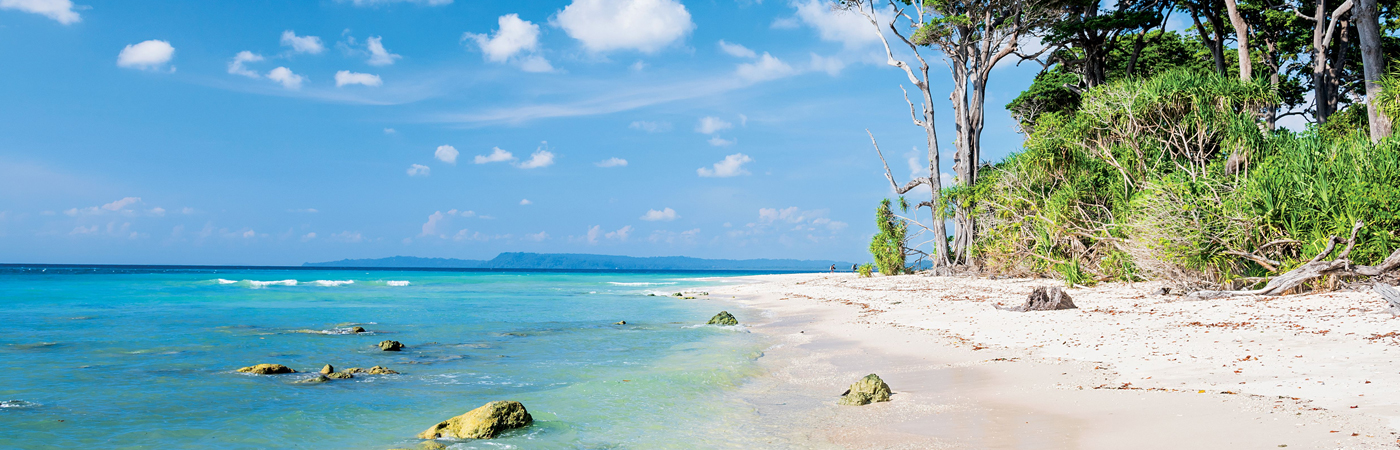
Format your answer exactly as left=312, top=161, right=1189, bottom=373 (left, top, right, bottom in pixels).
left=379, top=340, right=405, bottom=351
left=706, top=311, right=738, bottom=326
left=326, top=371, right=354, bottom=379
left=349, top=326, right=367, bottom=333
left=293, top=374, right=330, bottom=384
left=838, top=373, right=892, bottom=406
left=237, top=363, right=295, bottom=374
left=346, top=365, right=400, bottom=375
left=417, top=400, right=533, bottom=439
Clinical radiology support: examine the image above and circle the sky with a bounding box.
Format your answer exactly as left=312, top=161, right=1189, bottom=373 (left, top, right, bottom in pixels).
left=0, top=0, right=1049, bottom=266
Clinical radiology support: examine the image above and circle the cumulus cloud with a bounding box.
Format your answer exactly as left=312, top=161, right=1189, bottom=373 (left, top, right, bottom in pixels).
left=516, top=149, right=555, bottom=169
left=525, top=231, right=549, bottom=241
left=227, top=51, right=264, bottom=78
left=586, top=225, right=632, bottom=243
left=474, top=147, right=514, bottom=164
left=758, top=206, right=847, bottom=232
left=736, top=53, right=796, bottom=82
left=103, top=197, right=141, bottom=211
left=707, top=136, right=736, bottom=147
left=640, top=207, right=678, bottom=221
left=267, top=67, right=305, bottom=89
left=595, top=157, right=627, bottom=167
left=465, top=14, right=552, bottom=72
left=718, top=40, right=757, bottom=58
left=420, top=211, right=446, bottom=236
left=809, top=52, right=844, bottom=76
left=301, top=232, right=317, bottom=241
left=696, top=116, right=732, bottom=134
left=281, top=30, right=325, bottom=54
left=384, top=128, right=397, bottom=134
left=335, top=70, right=382, bottom=87
left=435, top=145, right=458, bottom=164
left=331, top=231, right=365, bottom=243
left=788, top=0, right=881, bottom=49
left=117, top=40, right=175, bottom=71
left=1, top=0, right=81, bottom=24
left=64, top=197, right=144, bottom=217
left=629, top=121, right=671, bottom=132
left=520, top=199, right=532, bottom=205
left=554, top=0, right=694, bottom=53
left=365, top=36, right=401, bottom=65
left=407, top=163, right=430, bottom=176
left=697, top=153, right=752, bottom=177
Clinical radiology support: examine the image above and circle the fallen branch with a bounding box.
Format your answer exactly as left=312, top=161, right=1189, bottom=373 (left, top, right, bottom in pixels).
left=1189, top=221, right=1400, bottom=299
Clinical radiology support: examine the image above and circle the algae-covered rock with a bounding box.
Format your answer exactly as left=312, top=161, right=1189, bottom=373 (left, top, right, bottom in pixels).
left=237, top=364, right=296, bottom=374
left=346, top=365, right=400, bottom=375
left=320, top=364, right=335, bottom=375
left=706, top=311, right=738, bottom=326
left=326, top=371, right=354, bottom=379
left=838, top=373, right=892, bottom=406
left=293, top=374, right=330, bottom=384
left=379, top=340, right=405, bottom=351
left=349, top=326, right=367, bottom=333
left=417, top=401, right=533, bottom=439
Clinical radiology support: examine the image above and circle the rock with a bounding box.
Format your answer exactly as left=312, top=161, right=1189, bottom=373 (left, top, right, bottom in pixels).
left=326, top=371, right=354, bottom=380
left=417, top=442, right=447, bottom=450
left=237, top=364, right=296, bottom=374
left=1018, top=287, right=1077, bottom=311
left=379, top=340, right=405, bottom=351
left=614, top=320, right=626, bottom=325
left=293, top=374, right=330, bottom=384
left=838, top=373, right=892, bottom=406
left=416, top=401, right=533, bottom=440
left=320, top=364, right=334, bottom=375
left=706, top=311, right=739, bottom=326
left=349, top=326, right=367, bottom=333
left=346, top=365, right=400, bottom=375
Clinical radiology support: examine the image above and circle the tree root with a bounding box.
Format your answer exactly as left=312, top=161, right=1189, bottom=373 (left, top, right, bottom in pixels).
left=1189, top=221, right=1400, bottom=299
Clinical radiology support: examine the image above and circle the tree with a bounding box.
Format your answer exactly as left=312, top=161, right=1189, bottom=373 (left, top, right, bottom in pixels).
left=1296, top=0, right=1356, bottom=123
left=1354, top=0, right=1393, bottom=141
left=1033, top=0, right=1168, bottom=88
left=1224, top=0, right=1255, bottom=80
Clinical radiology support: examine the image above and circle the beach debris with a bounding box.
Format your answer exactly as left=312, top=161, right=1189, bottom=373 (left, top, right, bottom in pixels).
left=320, top=364, right=334, bottom=375
left=345, top=365, right=400, bottom=375
left=614, top=320, right=627, bottom=325
left=1373, top=283, right=1400, bottom=316
left=1188, top=221, right=1400, bottom=298
left=237, top=363, right=296, bottom=374
left=292, top=374, right=330, bottom=384
left=379, top=340, right=405, bottom=351
left=417, top=400, right=533, bottom=440
left=1152, top=287, right=1171, bottom=296
left=838, top=373, right=892, bottom=406
left=1008, top=287, right=1077, bottom=311
left=706, top=311, right=739, bottom=326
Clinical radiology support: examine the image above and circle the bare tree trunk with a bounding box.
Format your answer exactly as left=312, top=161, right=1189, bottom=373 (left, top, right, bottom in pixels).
left=1354, top=0, right=1392, bottom=141
left=1304, top=0, right=1355, bottom=123
left=1224, top=0, right=1252, bottom=80
left=1189, top=5, right=1228, bottom=75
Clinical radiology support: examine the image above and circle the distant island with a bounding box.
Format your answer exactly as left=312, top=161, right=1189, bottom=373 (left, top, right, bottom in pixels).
left=304, top=252, right=855, bottom=271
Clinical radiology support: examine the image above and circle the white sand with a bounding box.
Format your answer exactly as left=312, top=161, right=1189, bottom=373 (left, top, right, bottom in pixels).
left=704, top=273, right=1400, bottom=449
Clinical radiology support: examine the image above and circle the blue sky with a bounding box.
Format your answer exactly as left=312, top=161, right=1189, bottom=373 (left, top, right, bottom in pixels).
left=0, top=0, right=1045, bottom=265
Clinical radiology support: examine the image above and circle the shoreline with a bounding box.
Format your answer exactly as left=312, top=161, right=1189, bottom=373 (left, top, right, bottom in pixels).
left=701, top=273, right=1400, bottom=449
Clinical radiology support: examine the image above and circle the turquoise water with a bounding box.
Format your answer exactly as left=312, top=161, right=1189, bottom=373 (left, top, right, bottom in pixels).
left=0, top=267, right=769, bottom=449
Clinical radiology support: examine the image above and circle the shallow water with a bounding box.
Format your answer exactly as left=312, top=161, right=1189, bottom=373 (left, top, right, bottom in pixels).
left=0, top=267, right=769, bottom=449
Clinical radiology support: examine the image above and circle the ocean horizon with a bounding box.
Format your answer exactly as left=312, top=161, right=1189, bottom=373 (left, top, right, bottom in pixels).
left=0, top=266, right=784, bottom=449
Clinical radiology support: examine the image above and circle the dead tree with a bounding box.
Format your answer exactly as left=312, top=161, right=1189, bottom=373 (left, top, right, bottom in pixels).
left=1190, top=221, right=1400, bottom=298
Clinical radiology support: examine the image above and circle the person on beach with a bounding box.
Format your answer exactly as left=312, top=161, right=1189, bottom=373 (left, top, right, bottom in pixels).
left=852, top=264, right=858, bottom=272
left=830, top=264, right=836, bottom=273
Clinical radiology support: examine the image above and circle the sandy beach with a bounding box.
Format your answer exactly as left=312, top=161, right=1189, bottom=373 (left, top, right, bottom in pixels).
left=705, top=273, right=1400, bottom=449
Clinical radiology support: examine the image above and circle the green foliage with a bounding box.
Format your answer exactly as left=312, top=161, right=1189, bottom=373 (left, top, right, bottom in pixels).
left=1006, top=68, right=1082, bottom=127
left=974, top=68, right=1400, bottom=285
left=870, top=199, right=909, bottom=275
left=857, top=263, right=874, bottom=278
left=1319, top=102, right=1370, bottom=141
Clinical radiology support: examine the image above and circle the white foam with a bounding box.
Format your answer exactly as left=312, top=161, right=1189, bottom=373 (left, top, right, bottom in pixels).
left=607, top=281, right=678, bottom=286
left=386, top=280, right=410, bottom=287
left=215, top=279, right=238, bottom=285
left=308, top=280, right=354, bottom=287
left=247, top=279, right=298, bottom=288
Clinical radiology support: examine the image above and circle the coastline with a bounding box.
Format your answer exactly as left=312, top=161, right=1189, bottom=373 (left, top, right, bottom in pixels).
left=701, top=273, right=1400, bottom=449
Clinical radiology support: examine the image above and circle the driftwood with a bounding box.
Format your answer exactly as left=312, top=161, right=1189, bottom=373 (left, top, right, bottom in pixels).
left=1376, top=283, right=1400, bottom=316
left=997, top=286, right=1078, bottom=311
left=1189, top=221, right=1400, bottom=299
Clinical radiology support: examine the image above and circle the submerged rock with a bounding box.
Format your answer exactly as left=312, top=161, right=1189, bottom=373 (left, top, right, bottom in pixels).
left=1020, top=287, right=1078, bottom=311
left=320, top=364, right=335, bottom=375
left=838, top=373, right=892, bottom=406
left=417, top=401, right=533, bottom=439
left=346, top=365, right=400, bottom=375
left=292, top=374, right=330, bottom=384
left=237, top=363, right=296, bottom=374
left=706, top=311, right=739, bottom=326
left=379, top=340, right=405, bottom=351
left=349, top=326, right=367, bottom=333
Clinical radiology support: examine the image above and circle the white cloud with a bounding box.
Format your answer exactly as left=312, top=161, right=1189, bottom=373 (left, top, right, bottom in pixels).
left=103, top=197, right=141, bottom=211
left=117, top=40, right=175, bottom=71
left=475, top=147, right=515, bottom=164
left=434, top=145, right=458, bottom=164
left=149, top=207, right=165, bottom=216
left=365, top=36, right=401, bottom=66
left=736, top=53, right=795, bottom=82
left=345, top=0, right=451, bottom=5
left=227, top=51, right=264, bottom=78
left=586, top=225, right=601, bottom=243
left=640, top=207, right=677, bottom=221
left=525, top=231, right=549, bottom=241
left=335, top=70, right=382, bottom=87
left=301, top=232, right=317, bottom=241
left=607, top=225, right=632, bottom=241
left=281, top=30, right=325, bottom=54
left=466, top=14, right=552, bottom=72
left=242, top=229, right=256, bottom=238
left=407, top=163, right=430, bottom=176
left=718, top=40, right=757, bottom=58
left=516, top=149, right=554, bottom=169
left=554, top=0, right=694, bottom=53
left=629, top=60, right=648, bottom=71
left=384, top=128, right=397, bottom=134
left=267, top=67, right=305, bottom=89
left=331, top=231, right=365, bottom=243
left=696, top=116, right=732, bottom=134
left=587, top=224, right=632, bottom=243
left=520, top=199, right=532, bottom=205
left=697, top=153, right=752, bottom=177
left=809, top=52, right=844, bottom=76
left=595, top=157, right=627, bottom=167
left=789, top=0, right=881, bottom=49
left=707, top=136, right=736, bottom=146
left=759, top=206, right=802, bottom=223
left=421, top=211, right=446, bottom=236
left=1, top=0, right=80, bottom=24
left=630, top=120, right=672, bottom=132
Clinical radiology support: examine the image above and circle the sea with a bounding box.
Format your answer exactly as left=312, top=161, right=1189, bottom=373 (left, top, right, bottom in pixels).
left=0, top=266, right=781, bottom=449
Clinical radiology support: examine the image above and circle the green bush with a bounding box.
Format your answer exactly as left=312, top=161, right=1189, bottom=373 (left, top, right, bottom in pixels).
left=870, top=198, right=908, bottom=275
left=857, top=263, right=874, bottom=277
